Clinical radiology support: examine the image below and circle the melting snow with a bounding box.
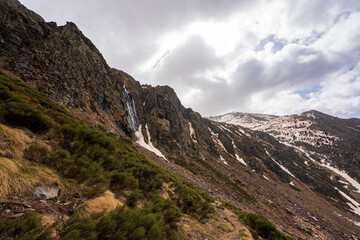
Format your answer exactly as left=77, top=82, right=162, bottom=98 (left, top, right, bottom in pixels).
left=339, top=180, right=349, bottom=185
left=265, top=149, right=296, bottom=178
left=263, top=175, right=269, bottom=180
left=208, top=127, right=228, bottom=153
left=220, top=155, right=228, bottom=165
left=135, top=124, right=168, bottom=161
left=324, top=163, right=360, bottom=193
left=232, top=140, right=247, bottom=166
left=210, top=112, right=272, bottom=128
left=188, top=122, right=197, bottom=142
left=289, top=181, right=295, bottom=186
left=235, top=154, right=247, bottom=166
left=254, top=116, right=339, bottom=147
left=293, top=145, right=360, bottom=193
left=307, top=212, right=318, bottom=221
left=237, top=128, right=251, bottom=137
left=350, top=219, right=360, bottom=227
left=335, top=187, right=360, bottom=217
left=347, top=126, right=360, bottom=132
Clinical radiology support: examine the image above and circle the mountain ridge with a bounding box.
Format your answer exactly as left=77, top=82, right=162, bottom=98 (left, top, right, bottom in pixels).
left=1, top=1, right=360, bottom=239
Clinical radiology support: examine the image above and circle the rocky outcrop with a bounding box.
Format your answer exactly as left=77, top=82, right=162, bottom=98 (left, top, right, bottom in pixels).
left=0, top=0, right=131, bottom=134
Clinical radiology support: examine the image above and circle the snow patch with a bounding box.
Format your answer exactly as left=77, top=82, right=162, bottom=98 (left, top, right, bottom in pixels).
left=208, top=127, right=228, bottom=153
left=307, top=212, right=318, bottom=221
left=347, top=126, right=360, bottom=132
left=220, top=155, right=228, bottom=165
left=237, top=127, right=251, bottom=137
left=292, top=145, right=360, bottom=193
left=265, top=149, right=296, bottom=178
left=135, top=124, right=168, bottom=161
left=335, top=187, right=360, bottom=217
left=263, top=175, right=269, bottom=180
left=338, top=180, right=349, bottom=185
left=289, top=181, right=295, bottom=186
left=324, top=163, right=360, bottom=193
left=210, top=112, right=273, bottom=128
left=254, top=116, right=339, bottom=147
left=235, top=154, right=247, bottom=166
left=188, top=122, right=197, bottom=143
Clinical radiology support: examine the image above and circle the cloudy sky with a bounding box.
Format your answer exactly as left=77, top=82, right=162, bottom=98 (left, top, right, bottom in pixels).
left=22, top=0, right=360, bottom=118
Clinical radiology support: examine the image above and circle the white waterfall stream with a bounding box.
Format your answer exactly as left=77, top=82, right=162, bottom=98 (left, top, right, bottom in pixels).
left=123, top=85, right=139, bottom=132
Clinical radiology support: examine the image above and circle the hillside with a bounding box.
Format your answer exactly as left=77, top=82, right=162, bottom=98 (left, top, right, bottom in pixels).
left=0, top=0, right=360, bottom=239
left=0, top=72, right=271, bottom=239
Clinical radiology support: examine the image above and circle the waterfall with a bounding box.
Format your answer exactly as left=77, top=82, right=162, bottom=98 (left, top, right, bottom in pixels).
left=123, top=85, right=139, bottom=132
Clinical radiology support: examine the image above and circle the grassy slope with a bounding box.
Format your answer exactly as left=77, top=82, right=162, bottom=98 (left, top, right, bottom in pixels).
left=0, top=72, right=292, bottom=240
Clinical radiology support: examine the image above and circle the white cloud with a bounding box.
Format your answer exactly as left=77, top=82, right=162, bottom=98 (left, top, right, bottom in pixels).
left=21, top=0, right=360, bottom=118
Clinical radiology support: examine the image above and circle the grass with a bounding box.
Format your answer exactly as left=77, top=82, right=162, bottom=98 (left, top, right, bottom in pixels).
left=0, top=123, right=31, bottom=159
left=76, top=190, right=123, bottom=217
left=0, top=213, right=52, bottom=240
left=0, top=157, right=69, bottom=198
left=0, top=71, right=215, bottom=238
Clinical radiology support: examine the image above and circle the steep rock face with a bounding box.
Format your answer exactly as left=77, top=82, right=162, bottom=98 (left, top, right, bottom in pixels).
left=0, top=0, right=132, bottom=134
left=116, top=68, right=218, bottom=159
left=1, top=1, right=360, bottom=239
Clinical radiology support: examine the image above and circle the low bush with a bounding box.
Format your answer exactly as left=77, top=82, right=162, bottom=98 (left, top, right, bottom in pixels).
left=221, top=202, right=293, bottom=240
left=0, top=213, right=52, bottom=240
left=24, top=143, right=51, bottom=164
left=127, top=189, right=145, bottom=207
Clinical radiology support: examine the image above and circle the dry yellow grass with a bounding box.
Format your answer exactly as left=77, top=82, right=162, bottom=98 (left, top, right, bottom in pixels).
left=0, top=157, right=67, bottom=198
left=238, top=227, right=253, bottom=240
left=76, top=190, right=123, bottom=217
left=0, top=123, right=32, bottom=159
left=177, top=206, right=254, bottom=240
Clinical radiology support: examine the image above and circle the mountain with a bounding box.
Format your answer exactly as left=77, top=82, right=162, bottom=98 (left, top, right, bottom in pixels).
left=210, top=110, right=360, bottom=187
left=208, top=112, right=279, bottom=129
left=1, top=0, right=360, bottom=239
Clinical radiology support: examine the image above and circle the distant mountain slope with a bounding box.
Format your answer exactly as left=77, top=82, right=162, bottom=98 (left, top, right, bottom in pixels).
left=208, top=112, right=278, bottom=128
left=0, top=1, right=359, bottom=239
left=211, top=111, right=360, bottom=185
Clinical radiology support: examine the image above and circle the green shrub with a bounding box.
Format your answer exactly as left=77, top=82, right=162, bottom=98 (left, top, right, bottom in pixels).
left=244, top=213, right=291, bottom=240
left=221, top=202, right=293, bottom=240
left=4, top=101, right=54, bottom=133
left=127, top=189, right=145, bottom=207
left=61, top=206, right=168, bottom=240
left=172, top=181, right=214, bottom=220
left=24, top=143, right=51, bottom=164
left=0, top=213, right=52, bottom=240
left=59, top=214, right=98, bottom=240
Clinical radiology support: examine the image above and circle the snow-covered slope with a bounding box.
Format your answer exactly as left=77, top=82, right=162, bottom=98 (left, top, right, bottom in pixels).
left=211, top=110, right=360, bottom=194
left=208, top=112, right=278, bottom=129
